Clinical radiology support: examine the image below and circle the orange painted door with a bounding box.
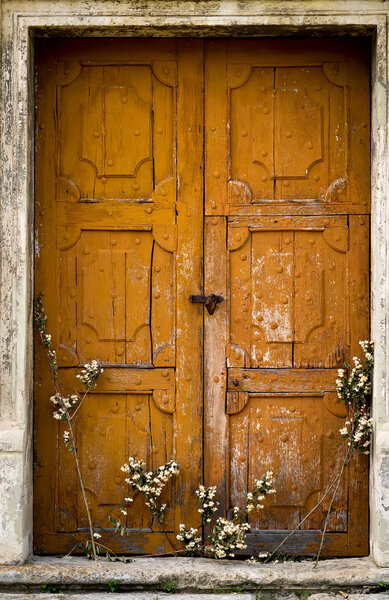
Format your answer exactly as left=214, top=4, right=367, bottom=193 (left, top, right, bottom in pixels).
left=34, top=39, right=204, bottom=554
left=204, top=39, right=370, bottom=556
left=35, top=38, right=370, bottom=557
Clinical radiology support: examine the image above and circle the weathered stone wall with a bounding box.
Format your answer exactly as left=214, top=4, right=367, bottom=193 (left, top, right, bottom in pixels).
left=0, top=0, right=388, bottom=568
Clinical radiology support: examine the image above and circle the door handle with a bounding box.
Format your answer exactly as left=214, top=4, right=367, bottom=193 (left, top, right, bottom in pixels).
left=189, top=294, right=224, bottom=315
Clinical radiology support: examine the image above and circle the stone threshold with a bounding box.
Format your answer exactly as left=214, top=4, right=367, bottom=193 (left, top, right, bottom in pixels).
left=0, top=557, right=388, bottom=593
left=0, top=596, right=389, bottom=600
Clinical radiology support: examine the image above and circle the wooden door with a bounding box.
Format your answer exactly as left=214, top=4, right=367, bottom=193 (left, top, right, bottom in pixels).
left=34, top=39, right=204, bottom=554
left=35, top=38, right=370, bottom=557
left=204, top=39, right=370, bottom=556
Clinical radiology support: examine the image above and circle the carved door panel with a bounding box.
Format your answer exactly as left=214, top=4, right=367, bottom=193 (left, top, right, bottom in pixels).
left=204, top=40, right=370, bottom=556
left=34, top=39, right=204, bottom=554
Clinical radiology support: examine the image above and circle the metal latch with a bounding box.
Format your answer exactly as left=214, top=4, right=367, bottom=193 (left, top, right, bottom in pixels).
left=189, top=294, right=224, bottom=315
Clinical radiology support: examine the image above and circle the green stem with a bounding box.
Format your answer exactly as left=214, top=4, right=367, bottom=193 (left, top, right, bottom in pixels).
left=264, top=448, right=352, bottom=563
left=314, top=445, right=353, bottom=567
left=38, top=329, right=98, bottom=563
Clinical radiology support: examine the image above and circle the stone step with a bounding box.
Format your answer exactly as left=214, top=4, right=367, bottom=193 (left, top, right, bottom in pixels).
left=0, top=595, right=388, bottom=600
left=0, top=557, right=387, bottom=595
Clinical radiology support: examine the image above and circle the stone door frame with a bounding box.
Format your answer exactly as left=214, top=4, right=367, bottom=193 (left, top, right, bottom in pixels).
left=0, top=1, right=388, bottom=566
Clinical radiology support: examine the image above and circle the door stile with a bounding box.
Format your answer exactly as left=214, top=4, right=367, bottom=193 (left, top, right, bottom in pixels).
left=175, top=40, right=205, bottom=528
left=204, top=217, right=228, bottom=514
left=204, top=41, right=229, bottom=514
left=346, top=214, right=370, bottom=555
left=204, top=41, right=229, bottom=216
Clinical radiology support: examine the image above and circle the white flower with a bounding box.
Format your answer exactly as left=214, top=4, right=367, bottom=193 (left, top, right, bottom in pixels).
left=93, top=532, right=101, bottom=539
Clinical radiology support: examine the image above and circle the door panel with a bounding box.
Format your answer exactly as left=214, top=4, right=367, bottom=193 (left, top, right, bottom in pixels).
left=206, top=39, right=370, bottom=216
left=204, top=39, right=370, bottom=556
left=227, top=215, right=361, bottom=369
left=34, top=39, right=203, bottom=554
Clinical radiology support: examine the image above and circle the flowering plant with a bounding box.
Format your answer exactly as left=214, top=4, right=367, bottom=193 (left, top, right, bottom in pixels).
left=246, top=472, right=275, bottom=513
left=121, top=456, right=180, bottom=523
left=337, top=340, right=374, bottom=454
left=196, top=485, right=219, bottom=523
left=176, top=473, right=276, bottom=559
left=176, top=524, right=202, bottom=555
left=34, top=297, right=105, bottom=562
left=257, top=340, right=374, bottom=566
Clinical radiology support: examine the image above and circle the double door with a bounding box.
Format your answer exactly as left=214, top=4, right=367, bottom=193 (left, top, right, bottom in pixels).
left=34, top=38, right=370, bottom=555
